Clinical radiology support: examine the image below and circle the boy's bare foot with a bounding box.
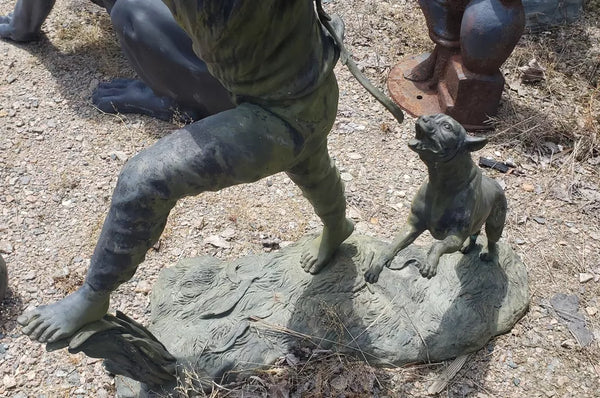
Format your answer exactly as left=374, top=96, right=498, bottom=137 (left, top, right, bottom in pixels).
left=17, top=283, right=110, bottom=343
left=300, top=218, right=354, bottom=274
left=92, top=79, right=202, bottom=122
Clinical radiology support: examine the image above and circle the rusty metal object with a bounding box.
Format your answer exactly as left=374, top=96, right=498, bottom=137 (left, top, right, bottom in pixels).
left=388, top=0, right=525, bottom=129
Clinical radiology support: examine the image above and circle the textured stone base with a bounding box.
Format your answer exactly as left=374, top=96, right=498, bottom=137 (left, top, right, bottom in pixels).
left=115, top=234, right=529, bottom=396
left=144, top=235, right=525, bottom=390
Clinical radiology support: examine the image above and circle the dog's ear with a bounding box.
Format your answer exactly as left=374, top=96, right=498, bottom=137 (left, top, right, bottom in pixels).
left=464, top=135, right=488, bottom=152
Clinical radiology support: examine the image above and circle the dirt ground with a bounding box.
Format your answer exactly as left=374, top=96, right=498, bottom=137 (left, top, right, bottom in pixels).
left=0, top=0, right=599, bottom=397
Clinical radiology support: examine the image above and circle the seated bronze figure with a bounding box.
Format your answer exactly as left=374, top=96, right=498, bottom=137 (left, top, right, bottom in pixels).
left=0, top=0, right=234, bottom=121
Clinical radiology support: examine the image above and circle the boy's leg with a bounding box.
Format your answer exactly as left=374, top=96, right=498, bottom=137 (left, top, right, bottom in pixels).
left=18, top=103, right=302, bottom=343
left=93, top=0, right=233, bottom=120
left=286, top=140, right=354, bottom=274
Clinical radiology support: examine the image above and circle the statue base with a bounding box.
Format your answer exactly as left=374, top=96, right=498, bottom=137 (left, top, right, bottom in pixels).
left=62, top=235, right=529, bottom=397
left=388, top=53, right=504, bottom=130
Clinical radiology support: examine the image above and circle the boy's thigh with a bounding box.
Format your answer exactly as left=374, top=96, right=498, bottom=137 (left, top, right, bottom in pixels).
left=136, top=103, right=306, bottom=196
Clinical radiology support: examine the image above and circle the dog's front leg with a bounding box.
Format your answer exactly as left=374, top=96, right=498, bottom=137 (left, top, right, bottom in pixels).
left=364, top=223, right=423, bottom=283
left=420, top=235, right=464, bottom=278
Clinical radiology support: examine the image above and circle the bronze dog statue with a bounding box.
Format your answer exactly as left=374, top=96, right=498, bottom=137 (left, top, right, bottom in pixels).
left=364, top=114, right=507, bottom=282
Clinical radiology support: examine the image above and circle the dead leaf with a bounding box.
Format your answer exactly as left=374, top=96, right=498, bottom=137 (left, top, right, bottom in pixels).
left=204, top=235, right=232, bottom=248
left=519, top=58, right=546, bottom=83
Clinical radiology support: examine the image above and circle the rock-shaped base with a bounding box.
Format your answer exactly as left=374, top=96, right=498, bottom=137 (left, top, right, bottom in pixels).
left=123, top=234, right=527, bottom=394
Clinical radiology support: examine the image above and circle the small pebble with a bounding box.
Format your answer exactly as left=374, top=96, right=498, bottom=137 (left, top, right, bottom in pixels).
left=23, top=271, right=36, bottom=280
left=522, top=183, right=535, bottom=192
left=0, top=241, right=14, bottom=254
left=2, top=375, right=16, bottom=389
left=55, top=369, right=68, bottom=378
left=560, top=339, right=576, bottom=349
left=220, top=228, right=236, bottom=239
left=556, top=376, right=569, bottom=387
left=111, top=151, right=128, bottom=162
left=135, top=280, right=152, bottom=294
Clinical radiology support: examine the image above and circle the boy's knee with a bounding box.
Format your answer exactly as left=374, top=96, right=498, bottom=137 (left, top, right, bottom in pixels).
left=113, top=153, right=171, bottom=207
left=111, top=0, right=149, bottom=39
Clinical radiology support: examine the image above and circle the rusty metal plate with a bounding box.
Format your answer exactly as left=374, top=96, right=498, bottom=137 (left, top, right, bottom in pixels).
left=388, top=53, right=442, bottom=118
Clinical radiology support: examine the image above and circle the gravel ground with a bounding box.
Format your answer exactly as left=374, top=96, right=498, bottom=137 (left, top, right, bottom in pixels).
left=0, top=0, right=599, bottom=397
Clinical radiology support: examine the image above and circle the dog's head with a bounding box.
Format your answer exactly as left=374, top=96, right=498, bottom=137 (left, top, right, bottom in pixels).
left=408, top=114, right=488, bottom=163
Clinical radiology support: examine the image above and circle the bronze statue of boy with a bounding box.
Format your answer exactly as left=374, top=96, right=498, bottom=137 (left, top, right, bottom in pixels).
left=18, top=0, right=354, bottom=343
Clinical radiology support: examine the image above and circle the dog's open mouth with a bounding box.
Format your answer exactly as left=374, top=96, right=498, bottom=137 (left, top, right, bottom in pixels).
left=409, top=122, right=430, bottom=151
left=410, top=117, right=446, bottom=155
left=409, top=134, right=442, bottom=154
left=409, top=125, right=436, bottom=153
left=408, top=138, right=423, bottom=151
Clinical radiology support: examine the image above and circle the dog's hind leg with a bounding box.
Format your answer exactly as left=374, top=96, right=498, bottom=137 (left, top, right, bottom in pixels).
left=460, top=231, right=480, bottom=254
left=480, top=196, right=507, bottom=262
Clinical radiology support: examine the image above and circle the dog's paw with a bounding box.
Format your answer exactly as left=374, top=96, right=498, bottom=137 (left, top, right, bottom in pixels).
left=364, top=265, right=383, bottom=283
left=479, top=250, right=499, bottom=264
left=479, top=242, right=499, bottom=264
left=418, top=260, right=438, bottom=279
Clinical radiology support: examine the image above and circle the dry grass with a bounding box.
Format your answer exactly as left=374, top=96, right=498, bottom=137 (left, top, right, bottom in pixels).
left=492, top=14, right=600, bottom=162
left=166, top=312, right=452, bottom=398
left=53, top=7, right=124, bottom=77
left=173, top=347, right=400, bottom=398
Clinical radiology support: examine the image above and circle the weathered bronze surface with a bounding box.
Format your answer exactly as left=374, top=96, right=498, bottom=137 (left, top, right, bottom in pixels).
left=18, top=0, right=353, bottom=350
left=32, top=116, right=528, bottom=395
left=56, top=234, right=528, bottom=395
left=388, top=0, right=525, bottom=129
left=365, top=114, right=508, bottom=281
